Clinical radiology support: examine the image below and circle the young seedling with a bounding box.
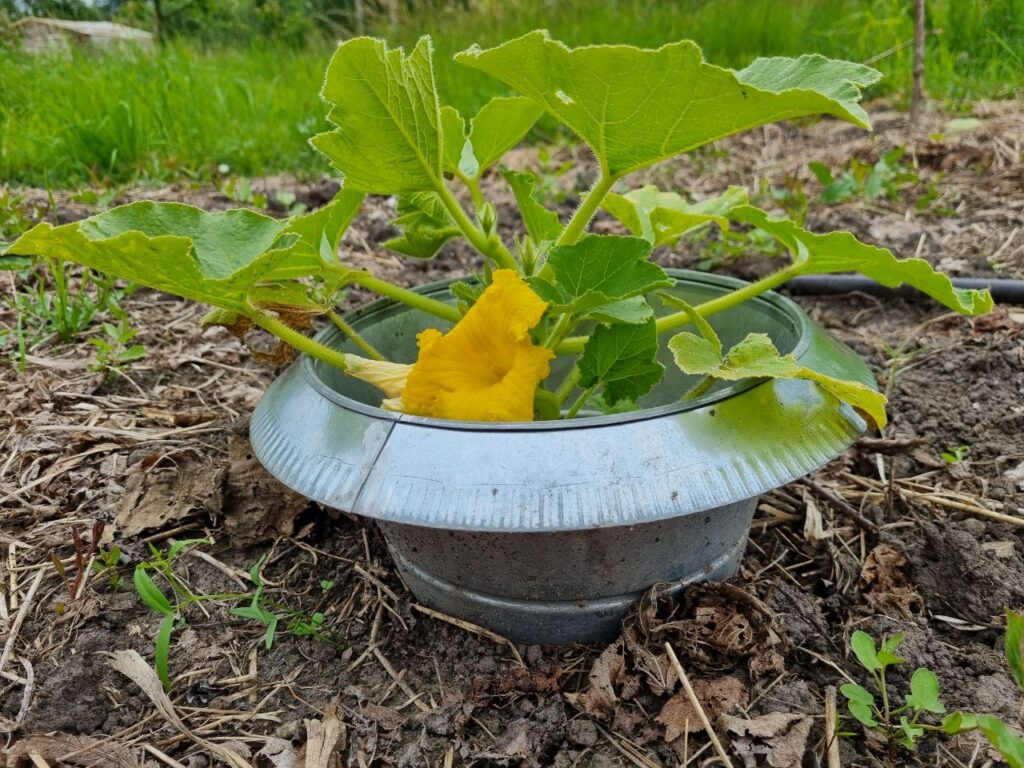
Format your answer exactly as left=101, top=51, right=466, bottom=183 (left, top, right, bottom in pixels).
left=88, top=317, right=146, bottom=380
left=940, top=445, right=969, bottom=464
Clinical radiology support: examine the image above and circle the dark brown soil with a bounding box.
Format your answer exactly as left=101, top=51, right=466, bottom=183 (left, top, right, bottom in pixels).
left=1, top=101, right=1022, bottom=767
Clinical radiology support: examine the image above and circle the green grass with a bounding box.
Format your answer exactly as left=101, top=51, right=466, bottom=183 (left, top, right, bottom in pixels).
left=1, top=0, right=1020, bottom=187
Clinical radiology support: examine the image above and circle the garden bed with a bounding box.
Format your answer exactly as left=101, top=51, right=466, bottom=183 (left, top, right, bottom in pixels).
left=1, top=101, right=1022, bottom=767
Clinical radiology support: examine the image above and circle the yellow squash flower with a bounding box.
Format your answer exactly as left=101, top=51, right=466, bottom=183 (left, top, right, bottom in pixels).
left=343, top=270, right=554, bottom=421
left=401, top=269, right=554, bottom=421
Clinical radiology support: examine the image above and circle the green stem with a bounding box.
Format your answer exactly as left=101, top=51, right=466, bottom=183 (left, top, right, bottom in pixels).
left=348, top=272, right=461, bottom=323
left=557, top=171, right=616, bottom=247
left=554, top=264, right=802, bottom=355
left=543, top=314, right=576, bottom=349
left=327, top=310, right=385, bottom=361
left=564, top=385, right=596, bottom=419
left=246, top=302, right=352, bottom=371
left=467, top=176, right=486, bottom=211
left=878, top=670, right=891, bottom=724
left=436, top=182, right=518, bottom=270
left=554, top=366, right=581, bottom=405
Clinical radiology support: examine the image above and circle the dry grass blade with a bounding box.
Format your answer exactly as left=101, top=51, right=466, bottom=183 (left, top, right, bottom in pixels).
left=664, top=643, right=735, bottom=768
left=412, top=603, right=525, bottom=667
left=106, top=649, right=255, bottom=768
left=0, top=568, right=45, bottom=675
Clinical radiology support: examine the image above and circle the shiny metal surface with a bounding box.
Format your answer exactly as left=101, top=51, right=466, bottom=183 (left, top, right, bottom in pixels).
left=250, top=270, right=875, bottom=642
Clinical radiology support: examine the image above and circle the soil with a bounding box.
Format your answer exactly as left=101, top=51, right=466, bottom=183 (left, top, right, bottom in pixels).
left=1, top=100, right=1023, bottom=767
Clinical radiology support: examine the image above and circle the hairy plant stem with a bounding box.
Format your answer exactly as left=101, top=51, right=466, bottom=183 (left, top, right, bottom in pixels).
left=246, top=302, right=352, bottom=371
left=543, top=314, right=576, bottom=349
left=466, top=177, right=486, bottom=211
left=557, top=172, right=616, bottom=247
left=554, top=264, right=802, bottom=355
left=554, top=366, right=582, bottom=406
left=435, top=182, right=517, bottom=270
left=327, top=310, right=385, bottom=361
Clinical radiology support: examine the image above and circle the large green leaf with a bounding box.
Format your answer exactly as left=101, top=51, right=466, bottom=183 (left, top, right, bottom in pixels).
left=5, top=200, right=353, bottom=314
left=384, top=192, right=460, bottom=258
left=603, top=185, right=748, bottom=247
left=313, top=37, right=443, bottom=194
left=669, top=331, right=887, bottom=428
left=578, top=317, right=664, bottom=404
left=442, top=97, right=544, bottom=180
left=530, top=235, right=672, bottom=315
left=501, top=168, right=562, bottom=243
left=732, top=205, right=994, bottom=315
left=456, top=31, right=880, bottom=177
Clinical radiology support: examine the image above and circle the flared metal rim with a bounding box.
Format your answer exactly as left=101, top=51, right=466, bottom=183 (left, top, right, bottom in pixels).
left=300, top=270, right=814, bottom=432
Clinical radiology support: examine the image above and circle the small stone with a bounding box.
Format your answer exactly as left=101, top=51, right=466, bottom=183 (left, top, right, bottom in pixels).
left=566, top=718, right=598, bottom=748
left=526, top=645, right=544, bottom=666
left=476, top=655, right=497, bottom=673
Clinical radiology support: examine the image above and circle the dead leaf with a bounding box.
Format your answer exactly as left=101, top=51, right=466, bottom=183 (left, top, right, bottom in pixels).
left=800, top=487, right=831, bottom=542
left=6, top=734, right=141, bottom=768
left=115, top=453, right=224, bottom=537
left=254, top=739, right=297, bottom=768
left=221, top=433, right=312, bottom=546
left=860, top=544, right=923, bottom=618
left=656, top=676, right=747, bottom=741
left=578, top=639, right=630, bottom=717
left=721, top=712, right=813, bottom=768
left=362, top=703, right=405, bottom=731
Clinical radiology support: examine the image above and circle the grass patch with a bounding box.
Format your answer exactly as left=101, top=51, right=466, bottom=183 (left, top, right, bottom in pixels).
left=1, top=0, right=1020, bottom=187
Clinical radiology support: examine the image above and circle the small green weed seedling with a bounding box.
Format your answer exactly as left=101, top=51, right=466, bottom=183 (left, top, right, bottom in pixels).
left=841, top=630, right=947, bottom=749
left=218, top=176, right=268, bottom=209
left=810, top=147, right=919, bottom=205
left=940, top=445, right=970, bottom=464
left=841, top=617, right=1024, bottom=764
left=135, top=541, right=344, bottom=690
left=92, top=543, right=122, bottom=590
left=88, top=317, right=146, bottom=380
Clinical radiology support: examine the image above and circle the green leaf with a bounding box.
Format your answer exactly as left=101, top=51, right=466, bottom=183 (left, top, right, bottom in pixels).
left=839, top=682, right=875, bottom=707
left=456, top=32, right=879, bottom=178
left=585, top=296, right=654, bottom=325
left=878, top=633, right=906, bottom=668
left=133, top=566, right=174, bottom=616
left=532, top=235, right=673, bottom=315
left=166, top=538, right=212, bottom=562
left=0, top=254, right=31, bottom=270
left=313, top=37, right=442, bottom=194
left=849, top=630, right=881, bottom=672
left=1006, top=610, right=1024, bottom=691
left=603, top=185, right=748, bottom=247
left=578, top=317, right=665, bottom=405
left=941, top=712, right=979, bottom=735
left=384, top=192, right=460, bottom=258
left=730, top=205, right=994, bottom=315
left=668, top=331, right=888, bottom=429
left=5, top=199, right=356, bottom=316
left=906, top=668, right=945, bottom=714
left=501, top=168, right=562, bottom=243
left=899, top=715, right=924, bottom=749
left=443, top=97, right=544, bottom=179
left=155, top=614, right=175, bottom=692
left=978, top=715, right=1024, bottom=768
left=847, top=700, right=878, bottom=728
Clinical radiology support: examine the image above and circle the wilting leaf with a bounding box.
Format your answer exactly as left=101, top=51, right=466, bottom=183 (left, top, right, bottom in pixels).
left=502, top=168, right=562, bottom=243
left=603, top=185, right=747, bottom=247
left=314, top=37, right=443, bottom=194
left=732, top=205, right=993, bottom=315
left=530, top=235, right=672, bottom=315
left=669, top=331, right=887, bottom=428
left=578, top=317, right=664, bottom=405
left=443, top=97, right=544, bottom=179
left=456, top=31, right=879, bottom=177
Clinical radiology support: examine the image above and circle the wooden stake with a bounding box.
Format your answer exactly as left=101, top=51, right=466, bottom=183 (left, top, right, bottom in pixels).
left=909, top=0, right=926, bottom=134
left=825, top=686, right=842, bottom=768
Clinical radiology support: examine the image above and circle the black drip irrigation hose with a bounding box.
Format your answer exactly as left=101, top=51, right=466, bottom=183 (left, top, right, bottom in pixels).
left=783, top=275, right=1024, bottom=305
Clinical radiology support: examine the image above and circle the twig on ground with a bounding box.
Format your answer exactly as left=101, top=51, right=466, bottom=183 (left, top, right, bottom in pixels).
left=372, top=648, right=431, bottom=713
left=825, top=685, right=841, bottom=768
left=800, top=477, right=878, bottom=533
left=0, top=568, right=45, bottom=675
left=664, top=643, right=734, bottom=768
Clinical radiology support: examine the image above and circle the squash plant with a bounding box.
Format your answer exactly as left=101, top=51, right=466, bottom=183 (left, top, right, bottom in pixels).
left=5, top=32, right=993, bottom=424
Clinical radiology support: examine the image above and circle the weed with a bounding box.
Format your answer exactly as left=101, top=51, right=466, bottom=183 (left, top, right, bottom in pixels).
left=92, top=544, right=123, bottom=590
left=810, top=148, right=919, bottom=205
left=940, top=445, right=970, bottom=464
left=218, top=176, right=268, bottom=209
left=50, top=521, right=105, bottom=609
left=88, top=318, right=146, bottom=380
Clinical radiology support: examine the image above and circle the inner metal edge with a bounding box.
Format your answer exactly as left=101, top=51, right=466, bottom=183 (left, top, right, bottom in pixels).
left=301, top=269, right=813, bottom=432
